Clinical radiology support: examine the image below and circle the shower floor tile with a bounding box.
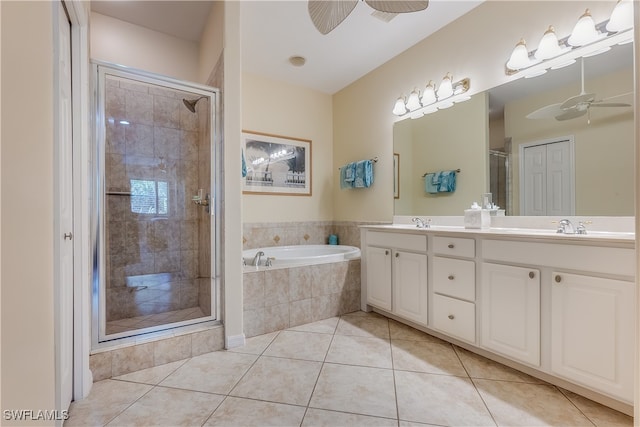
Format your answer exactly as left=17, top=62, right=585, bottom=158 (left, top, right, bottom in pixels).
left=74, top=311, right=633, bottom=427
left=105, top=306, right=207, bottom=335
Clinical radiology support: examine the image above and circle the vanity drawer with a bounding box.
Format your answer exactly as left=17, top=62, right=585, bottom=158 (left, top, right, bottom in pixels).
left=367, top=231, right=427, bottom=252
left=433, top=236, right=475, bottom=258
left=432, top=294, right=475, bottom=343
left=433, top=257, right=475, bottom=301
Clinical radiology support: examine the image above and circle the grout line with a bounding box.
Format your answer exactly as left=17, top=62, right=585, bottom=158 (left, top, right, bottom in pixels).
left=102, top=381, right=157, bottom=427
left=556, top=387, right=598, bottom=427
left=199, top=394, right=228, bottom=427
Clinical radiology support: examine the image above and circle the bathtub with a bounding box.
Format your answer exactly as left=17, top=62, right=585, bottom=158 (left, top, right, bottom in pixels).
left=243, top=244, right=361, bottom=269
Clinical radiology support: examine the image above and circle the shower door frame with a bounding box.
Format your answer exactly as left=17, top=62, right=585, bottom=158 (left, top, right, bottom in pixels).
left=91, top=61, right=221, bottom=348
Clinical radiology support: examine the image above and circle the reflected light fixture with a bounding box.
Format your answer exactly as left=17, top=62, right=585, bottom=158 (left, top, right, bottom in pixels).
left=606, top=0, right=633, bottom=33
left=392, top=76, right=471, bottom=120
left=505, top=2, right=633, bottom=77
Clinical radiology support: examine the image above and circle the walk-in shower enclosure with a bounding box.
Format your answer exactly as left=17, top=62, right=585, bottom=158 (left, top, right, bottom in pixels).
left=92, top=62, right=220, bottom=345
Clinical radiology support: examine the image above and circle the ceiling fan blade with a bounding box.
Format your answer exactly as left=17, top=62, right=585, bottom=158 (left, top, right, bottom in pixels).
left=365, top=0, right=428, bottom=13
left=560, top=93, right=595, bottom=110
left=308, top=0, right=358, bottom=35
left=555, top=109, right=587, bottom=121
left=589, top=102, right=632, bottom=108
left=526, top=103, right=564, bottom=119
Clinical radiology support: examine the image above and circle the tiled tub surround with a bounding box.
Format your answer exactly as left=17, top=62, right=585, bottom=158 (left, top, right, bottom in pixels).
left=104, top=74, right=212, bottom=329
left=243, top=259, right=361, bottom=337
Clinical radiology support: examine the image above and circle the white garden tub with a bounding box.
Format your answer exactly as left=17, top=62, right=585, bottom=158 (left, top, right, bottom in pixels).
left=243, top=244, right=361, bottom=269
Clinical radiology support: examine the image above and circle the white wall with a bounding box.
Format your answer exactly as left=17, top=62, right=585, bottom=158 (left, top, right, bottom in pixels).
left=242, top=72, right=334, bottom=223
left=332, top=1, right=620, bottom=221
left=90, top=12, right=200, bottom=82
left=198, top=1, right=224, bottom=84
left=1, top=0, right=56, bottom=415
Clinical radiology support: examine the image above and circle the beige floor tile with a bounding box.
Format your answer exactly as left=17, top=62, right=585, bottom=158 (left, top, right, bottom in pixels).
left=228, top=331, right=279, bottom=355
left=389, top=320, right=441, bottom=342
left=560, top=389, right=633, bottom=427
left=335, top=315, right=389, bottom=339
left=288, top=317, right=339, bottom=334
left=309, top=363, right=397, bottom=419
left=454, top=346, right=546, bottom=383
left=159, top=351, right=257, bottom=394
left=106, top=386, right=224, bottom=426
left=263, top=330, right=333, bottom=361
left=392, top=339, right=467, bottom=376
left=113, top=359, right=188, bottom=385
left=65, top=379, right=152, bottom=426
left=325, top=334, right=392, bottom=368
left=205, top=396, right=306, bottom=427
left=395, top=370, right=495, bottom=426
left=302, top=408, right=398, bottom=426
left=474, top=379, right=593, bottom=426
left=230, top=356, right=322, bottom=406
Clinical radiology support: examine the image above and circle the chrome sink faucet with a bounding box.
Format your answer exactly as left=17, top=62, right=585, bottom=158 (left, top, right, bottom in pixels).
left=556, top=219, right=575, bottom=234
left=412, top=217, right=431, bottom=228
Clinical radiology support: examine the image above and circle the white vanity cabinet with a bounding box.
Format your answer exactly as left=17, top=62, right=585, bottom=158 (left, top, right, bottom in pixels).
left=431, top=236, right=476, bottom=343
left=363, top=231, right=428, bottom=326
left=480, top=263, right=540, bottom=366
left=550, top=272, right=635, bottom=402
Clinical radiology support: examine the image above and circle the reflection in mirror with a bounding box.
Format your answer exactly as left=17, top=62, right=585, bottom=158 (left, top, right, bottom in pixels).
left=394, top=41, right=634, bottom=216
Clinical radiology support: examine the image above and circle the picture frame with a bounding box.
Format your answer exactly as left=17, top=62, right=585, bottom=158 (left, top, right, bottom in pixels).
left=242, top=130, right=312, bottom=196
left=393, top=153, right=400, bottom=199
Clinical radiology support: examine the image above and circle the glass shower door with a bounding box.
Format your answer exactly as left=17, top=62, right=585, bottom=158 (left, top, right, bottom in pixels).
left=94, top=63, right=218, bottom=342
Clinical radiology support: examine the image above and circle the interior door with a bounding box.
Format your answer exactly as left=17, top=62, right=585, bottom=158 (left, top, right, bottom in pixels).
left=55, top=1, right=74, bottom=412
left=522, top=139, right=574, bottom=216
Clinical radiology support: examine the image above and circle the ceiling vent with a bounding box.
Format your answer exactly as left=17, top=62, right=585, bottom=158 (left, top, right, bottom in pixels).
left=370, top=10, right=398, bottom=23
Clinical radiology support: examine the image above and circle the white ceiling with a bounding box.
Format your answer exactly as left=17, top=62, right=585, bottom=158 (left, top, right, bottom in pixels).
left=90, top=0, right=484, bottom=94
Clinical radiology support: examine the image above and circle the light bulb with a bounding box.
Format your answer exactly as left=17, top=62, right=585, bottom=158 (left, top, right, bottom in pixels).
left=392, top=97, right=407, bottom=116
left=506, top=39, right=532, bottom=70
left=406, top=89, right=422, bottom=111
left=437, top=74, right=453, bottom=100
left=568, top=9, right=603, bottom=47
left=420, top=81, right=436, bottom=106
left=606, top=0, right=633, bottom=33
left=535, top=26, right=563, bottom=60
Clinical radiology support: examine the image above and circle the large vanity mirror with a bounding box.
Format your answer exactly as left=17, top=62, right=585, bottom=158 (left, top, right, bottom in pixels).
left=394, top=41, right=634, bottom=217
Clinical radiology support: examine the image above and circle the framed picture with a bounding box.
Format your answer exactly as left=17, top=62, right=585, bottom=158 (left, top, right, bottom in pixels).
left=393, top=153, right=400, bottom=199
left=242, top=131, right=312, bottom=196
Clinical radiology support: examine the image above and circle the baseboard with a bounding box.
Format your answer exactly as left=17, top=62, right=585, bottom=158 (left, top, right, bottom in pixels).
left=225, top=333, right=245, bottom=349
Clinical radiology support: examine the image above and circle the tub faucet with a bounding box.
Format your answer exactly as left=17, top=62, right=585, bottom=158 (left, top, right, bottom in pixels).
left=251, top=251, right=265, bottom=266
left=412, top=217, right=431, bottom=228
left=556, top=219, right=575, bottom=234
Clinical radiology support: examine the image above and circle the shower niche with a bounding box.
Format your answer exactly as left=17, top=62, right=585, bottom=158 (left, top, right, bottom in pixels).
left=93, top=62, right=219, bottom=344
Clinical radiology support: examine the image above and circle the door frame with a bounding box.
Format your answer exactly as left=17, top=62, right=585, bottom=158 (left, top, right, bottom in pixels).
left=518, top=135, right=576, bottom=216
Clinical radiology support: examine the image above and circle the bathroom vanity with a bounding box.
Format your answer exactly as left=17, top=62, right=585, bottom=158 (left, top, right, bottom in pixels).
left=360, top=219, right=635, bottom=414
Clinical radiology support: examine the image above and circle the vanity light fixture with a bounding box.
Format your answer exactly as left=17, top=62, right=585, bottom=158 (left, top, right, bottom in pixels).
left=505, top=2, right=633, bottom=77
left=392, top=76, right=471, bottom=120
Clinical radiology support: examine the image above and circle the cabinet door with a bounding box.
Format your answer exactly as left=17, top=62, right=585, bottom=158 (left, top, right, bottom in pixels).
left=366, top=246, right=392, bottom=311
left=481, top=263, right=540, bottom=366
left=551, top=272, right=634, bottom=402
left=393, top=251, right=428, bottom=326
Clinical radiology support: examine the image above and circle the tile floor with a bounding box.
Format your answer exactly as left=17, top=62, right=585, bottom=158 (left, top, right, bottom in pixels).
left=106, top=307, right=207, bottom=335
left=68, top=311, right=633, bottom=427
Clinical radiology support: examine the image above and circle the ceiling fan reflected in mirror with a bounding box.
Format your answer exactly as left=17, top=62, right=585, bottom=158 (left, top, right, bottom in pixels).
left=308, top=0, right=429, bottom=35
left=527, top=57, right=632, bottom=124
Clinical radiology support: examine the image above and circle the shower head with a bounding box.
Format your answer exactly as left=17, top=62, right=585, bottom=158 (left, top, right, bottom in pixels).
left=182, top=96, right=207, bottom=113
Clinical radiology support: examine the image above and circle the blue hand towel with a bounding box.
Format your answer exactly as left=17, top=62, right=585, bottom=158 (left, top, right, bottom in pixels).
left=438, top=170, right=457, bottom=192
left=354, top=160, right=374, bottom=188
left=340, top=162, right=356, bottom=189
left=425, top=173, right=439, bottom=194
left=241, top=149, right=247, bottom=178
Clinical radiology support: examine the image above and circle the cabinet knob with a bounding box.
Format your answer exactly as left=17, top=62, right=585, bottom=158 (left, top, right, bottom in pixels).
left=555, top=275, right=562, bottom=283
left=448, top=314, right=455, bottom=320
left=448, top=243, right=455, bottom=249
left=529, top=271, right=535, bottom=279
left=385, top=250, right=389, bottom=255
left=448, top=275, right=455, bottom=280
left=395, top=252, right=399, bottom=258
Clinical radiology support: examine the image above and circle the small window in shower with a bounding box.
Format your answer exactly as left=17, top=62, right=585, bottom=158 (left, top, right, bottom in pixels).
left=130, top=179, right=168, bottom=215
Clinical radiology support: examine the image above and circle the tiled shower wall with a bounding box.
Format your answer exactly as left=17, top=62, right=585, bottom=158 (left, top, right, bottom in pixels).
left=242, top=221, right=367, bottom=250
left=104, top=75, right=210, bottom=321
